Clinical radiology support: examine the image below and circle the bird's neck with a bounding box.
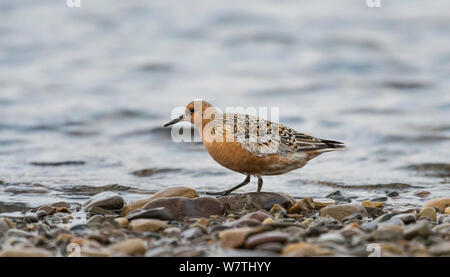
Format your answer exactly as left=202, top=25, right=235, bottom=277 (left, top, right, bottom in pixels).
left=194, top=109, right=222, bottom=142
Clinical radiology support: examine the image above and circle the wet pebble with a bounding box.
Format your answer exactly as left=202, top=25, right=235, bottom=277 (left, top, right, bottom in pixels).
left=262, top=218, right=275, bottom=224
left=438, top=214, right=450, bottom=224
left=254, top=242, right=283, bottom=253
left=87, top=215, right=104, bottom=226
left=403, top=221, right=432, bottom=239
left=325, top=191, right=351, bottom=203
left=428, top=242, right=450, bottom=256
left=84, top=192, right=124, bottom=211
left=386, top=191, right=399, bottom=197
left=219, top=192, right=294, bottom=213
left=342, top=213, right=364, bottom=224
left=0, top=247, right=52, bottom=257
left=373, top=224, right=404, bottom=241
left=282, top=242, right=333, bottom=257
left=219, top=227, right=258, bottom=248
left=126, top=207, right=174, bottom=221
left=163, top=227, right=181, bottom=237
left=181, top=227, right=203, bottom=240
left=306, top=216, right=342, bottom=236
left=287, top=197, right=315, bottom=213
left=377, top=212, right=400, bottom=222
left=128, top=219, right=168, bottom=232
left=108, top=238, right=147, bottom=256
left=122, top=187, right=198, bottom=215
left=242, top=211, right=272, bottom=222
left=319, top=203, right=368, bottom=221
left=370, top=197, right=388, bottom=202
left=391, top=213, right=416, bottom=225
left=114, top=217, right=128, bottom=228
left=0, top=219, right=9, bottom=239
left=415, top=191, right=431, bottom=198
left=360, top=221, right=378, bottom=232
left=361, top=201, right=384, bottom=208
left=364, top=206, right=384, bottom=218
left=37, top=206, right=55, bottom=216
left=432, top=223, right=450, bottom=236
left=417, top=207, right=437, bottom=221
left=315, top=233, right=345, bottom=244
left=143, top=197, right=224, bottom=220
left=244, top=231, right=289, bottom=248
left=223, top=217, right=261, bottom=228
left=422, top=198, right=450, bottom=213
left=4, top=186, right=48, bottom=194
left=312, top=198, right=336, bottom=209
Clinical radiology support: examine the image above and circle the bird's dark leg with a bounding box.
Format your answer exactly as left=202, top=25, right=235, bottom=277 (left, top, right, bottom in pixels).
left=206, top=175, right=251, bottom=196
left=257, top=175, right=263, bottom=192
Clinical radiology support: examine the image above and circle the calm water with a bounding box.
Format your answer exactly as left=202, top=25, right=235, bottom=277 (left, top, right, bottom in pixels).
left=1, top=0, right=449, bottom=210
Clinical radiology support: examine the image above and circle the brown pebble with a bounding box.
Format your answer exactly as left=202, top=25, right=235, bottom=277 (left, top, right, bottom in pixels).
left=245, top=231, right=289, bottom=248
left=288, top=197, right=315, bottom=213
left=128, top=219, right=168, bottom=232
left=414, top=191, right=431, bottom=198
left=56, top=233, right=73, bottom=244
left=37, top=206, right=55, bottom=215
left=55, top=207, right=71, bottom=214
left=114, top=217, right=129, bottom=228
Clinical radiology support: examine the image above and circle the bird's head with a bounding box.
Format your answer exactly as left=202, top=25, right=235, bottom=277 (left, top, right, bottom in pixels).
left=164, top=100, right=218, bottom=129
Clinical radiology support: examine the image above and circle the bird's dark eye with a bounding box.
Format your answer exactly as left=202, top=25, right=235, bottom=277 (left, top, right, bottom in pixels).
left=190, top=108, right=194, bottom=113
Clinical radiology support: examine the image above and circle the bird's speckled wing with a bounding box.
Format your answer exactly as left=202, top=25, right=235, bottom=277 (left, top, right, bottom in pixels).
left=209, top=113, right=344, bottom=157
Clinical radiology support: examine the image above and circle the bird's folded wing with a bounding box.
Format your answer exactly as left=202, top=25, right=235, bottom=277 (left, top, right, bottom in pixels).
left=213, top=114, right=344, bottom=156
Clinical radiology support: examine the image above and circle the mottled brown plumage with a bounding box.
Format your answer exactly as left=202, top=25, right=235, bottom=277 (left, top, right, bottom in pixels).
left=164, top=100, right=345, bottom=195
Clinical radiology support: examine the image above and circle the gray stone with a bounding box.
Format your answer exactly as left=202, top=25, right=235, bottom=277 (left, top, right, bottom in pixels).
left=306, top=216, right=342, bottom=236
left=126, top=208, right=174, bottom=221
left=325, top=191, right=351, bottom=203
left=316, top=233, right=345, bottom=244
left=385, top=217, right=405, bottom=226
left=428, top=242, right=450, bottom=256
left=370, top=197, right=388, bottom=202
left=373, top=224, right=404, bottom=241
left=86, top=215, right=104, bottom=226
left=254, top=242, right=283, bottom=253
left=386, top=191, right=399, bottom=197
left=391, top=213, right=416, bottom=225
left=244, top=231, right=289, bottom=248
left=361, top=221, right=378, bottom=232
left=143, top=197, right=224, bottom=220
left=181, top=227, right=203, bottom=240
left=404, top=221, right=432, bottom=239
left=319, top=203, right=368, bottom=221
left=84, top=192, right=124, bottom=211
left=365, top=206, right=384, bottom=218
left=432, top=223, right=450, bottom=236
left=438, top=214, right=450, bottom=224
left=0, top=218, right=9, bottom=238
left=219, top=192, right=295, bottom=213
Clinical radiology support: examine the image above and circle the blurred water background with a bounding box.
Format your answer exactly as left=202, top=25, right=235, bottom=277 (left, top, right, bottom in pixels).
left=0, top=0, right=449, bottom=210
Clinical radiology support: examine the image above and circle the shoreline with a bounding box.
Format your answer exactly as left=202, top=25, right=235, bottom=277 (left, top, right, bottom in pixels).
left=0, top=187, right=449, bottom=257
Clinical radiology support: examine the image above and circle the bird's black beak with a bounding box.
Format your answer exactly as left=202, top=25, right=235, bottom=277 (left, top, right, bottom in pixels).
left=163, top=115, right=184, bottom=127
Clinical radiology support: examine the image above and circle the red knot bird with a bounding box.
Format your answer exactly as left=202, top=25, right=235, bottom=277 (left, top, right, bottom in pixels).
left=164, top=100, right=345, bottom=195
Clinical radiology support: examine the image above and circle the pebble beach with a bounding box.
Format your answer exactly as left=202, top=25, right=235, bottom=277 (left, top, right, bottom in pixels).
left=1, top=185, right=449, bottom=257
left=1, top=0, right=450, bottom=259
